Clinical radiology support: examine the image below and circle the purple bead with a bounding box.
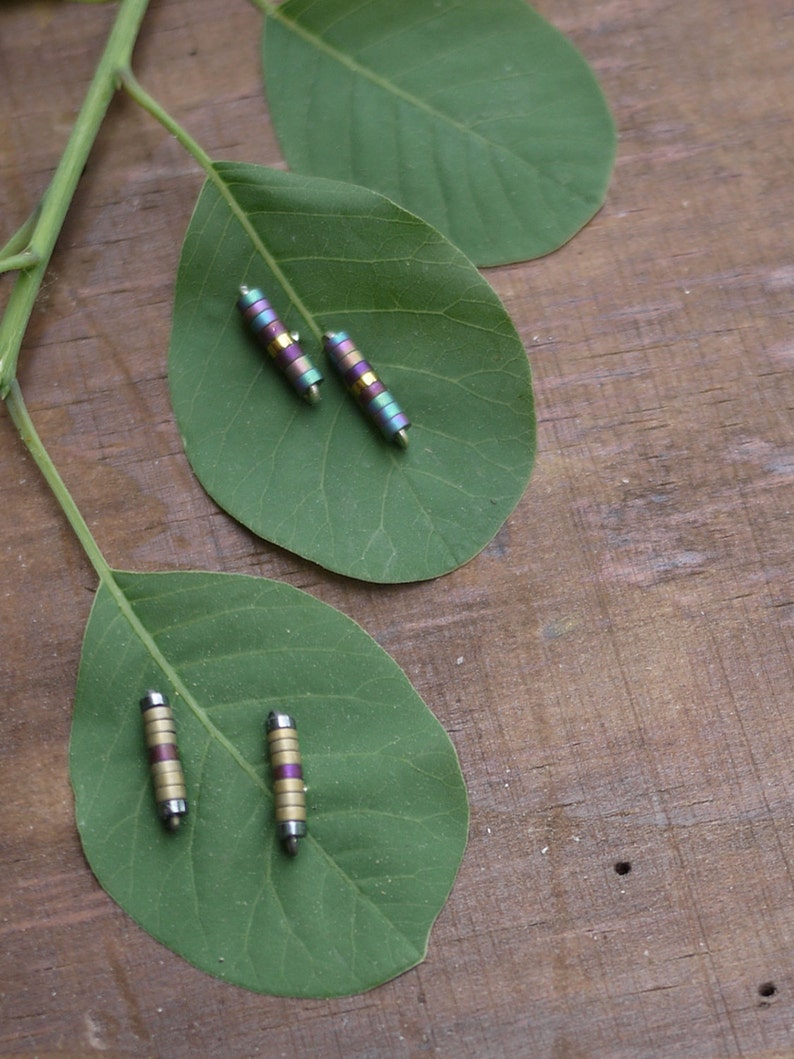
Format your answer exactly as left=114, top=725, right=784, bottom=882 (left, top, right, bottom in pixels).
left=274, top=763, right=303, bottom=780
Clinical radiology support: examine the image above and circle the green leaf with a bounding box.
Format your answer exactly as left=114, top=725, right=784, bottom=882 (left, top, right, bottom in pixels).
left=169, top=162, right=534, bottom=584
left=70, top=570, right=469, bottom=998
left=262, top=0, right=616, bottom=267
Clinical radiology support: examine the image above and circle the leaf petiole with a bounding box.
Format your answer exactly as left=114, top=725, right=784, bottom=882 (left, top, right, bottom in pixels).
left=4, top=380, right=114, bottom=585
left=0, top=251, right=42, bottom=275
left=0, top=203, right=43, bottom=270
left=118, top=68, right=319, bottom=338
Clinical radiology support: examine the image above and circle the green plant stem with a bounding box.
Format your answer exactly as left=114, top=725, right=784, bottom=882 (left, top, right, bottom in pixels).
left=5, top=380, right=113, bottom=585
left=0, top=0, right=151, bottom=397
left=119, top=68, right=217, bottom=179
left=118, top=68, right=321, bottom=339
left=0, top=251, right=41, bottom=275
left=5, top=386, right=182, bottom=716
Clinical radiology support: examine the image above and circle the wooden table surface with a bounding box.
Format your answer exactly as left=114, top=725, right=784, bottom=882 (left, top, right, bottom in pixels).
left=2, top=1, right=793, bottom=1056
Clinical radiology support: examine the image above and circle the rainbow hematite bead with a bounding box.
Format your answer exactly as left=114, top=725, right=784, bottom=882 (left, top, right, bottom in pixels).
left=140, top=690, right=188, bottom=832
left=266, top=710, right=307, bottom=857
left=323, top=331, right=410, bottom=448
left=237, top=286, right=323, bottom=404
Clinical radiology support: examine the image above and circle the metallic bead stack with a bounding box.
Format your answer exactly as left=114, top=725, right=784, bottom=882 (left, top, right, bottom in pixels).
left=237, top=286, right=323, bottom=404
left=139, top=691, right=188, bottom=831
left=323, top=331, right=410, bottom=448
left=266, top=710, right=307, bottom=857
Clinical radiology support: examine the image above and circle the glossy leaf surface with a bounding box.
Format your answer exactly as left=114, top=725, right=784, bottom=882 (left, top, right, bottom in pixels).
left=169, top=162, right=534, bottom=584
left=262, top=0, right=616, bottom=266
left=70, top=570, right=469, bottom=997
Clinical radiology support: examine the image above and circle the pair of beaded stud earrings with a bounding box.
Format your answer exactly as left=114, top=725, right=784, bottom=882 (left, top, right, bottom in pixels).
left=140, top=691, right=307, bottom=858
left=237, top=286, right=411, bottom=450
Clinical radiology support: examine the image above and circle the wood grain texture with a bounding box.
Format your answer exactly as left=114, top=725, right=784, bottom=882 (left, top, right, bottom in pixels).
left=1, top=0, right=793, bottom=1055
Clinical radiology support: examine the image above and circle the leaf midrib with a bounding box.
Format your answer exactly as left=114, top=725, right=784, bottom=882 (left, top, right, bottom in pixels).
left=108, top=569, right=269, bottom=798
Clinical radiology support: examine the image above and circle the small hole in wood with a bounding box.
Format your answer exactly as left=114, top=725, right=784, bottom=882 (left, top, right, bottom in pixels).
left=614, top=861, right=632, bottom=876
left=758, top=982, right=777, bottom=999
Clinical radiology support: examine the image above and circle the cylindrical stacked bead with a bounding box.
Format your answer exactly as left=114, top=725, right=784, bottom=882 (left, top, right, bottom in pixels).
left=140, top=691, right=188, bottom=831
left=266, top=710, right=307, bottom=857
left=237, top=286, right=323, bottom=404
left=323, top=331, right=410, bottom=448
